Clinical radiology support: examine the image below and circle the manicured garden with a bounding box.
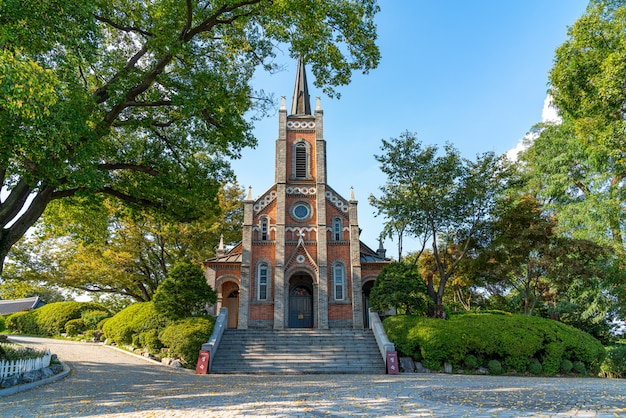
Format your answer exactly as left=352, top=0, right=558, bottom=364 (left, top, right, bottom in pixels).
left=1, top=300, right=215, bottom=369
left=383, top=312, right=625, bottom=377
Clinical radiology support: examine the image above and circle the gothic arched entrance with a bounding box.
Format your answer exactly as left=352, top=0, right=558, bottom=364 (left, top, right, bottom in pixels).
left=221, top=281, right=239, bottom=329
left=288, top=274, right=314, bottom=328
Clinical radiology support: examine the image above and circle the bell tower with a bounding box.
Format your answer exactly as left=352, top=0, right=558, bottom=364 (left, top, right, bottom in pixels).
left=205, top=57, right=389, bottom=331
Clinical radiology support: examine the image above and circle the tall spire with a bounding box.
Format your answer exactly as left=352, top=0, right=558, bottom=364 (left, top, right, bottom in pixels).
left=291, top=56, right=311, bottom=116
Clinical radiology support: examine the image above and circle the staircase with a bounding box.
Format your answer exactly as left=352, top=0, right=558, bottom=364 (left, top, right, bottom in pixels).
left=210, top=329, right=386, bottom=374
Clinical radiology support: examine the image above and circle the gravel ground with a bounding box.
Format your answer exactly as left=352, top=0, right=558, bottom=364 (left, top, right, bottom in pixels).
left=1, top=336, right=625, bottom=417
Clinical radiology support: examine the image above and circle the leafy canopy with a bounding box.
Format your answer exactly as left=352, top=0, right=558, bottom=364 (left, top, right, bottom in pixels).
left=0, top=0, right=381, bottom=272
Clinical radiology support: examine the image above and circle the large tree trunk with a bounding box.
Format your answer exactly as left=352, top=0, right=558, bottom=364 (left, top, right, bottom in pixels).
left=0, top=187, right=55, bottom=273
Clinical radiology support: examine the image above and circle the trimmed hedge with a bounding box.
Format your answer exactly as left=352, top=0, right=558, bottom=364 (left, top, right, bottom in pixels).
left=65, top=318, right=86, bottom=337
left=102, top=302, right=170, bottom=345
left=159, top=317, right=215, bottom=366
left=383, top=313, right=606, bottom=375
left=82, top=310, right=110, bottom=330
left=35, top=302, right=108, bottom=335
left=0, top=315, right=5, bottom=332
left=5, top=311, right=39, bottom=335
left=5, top=302, right=107, bottom=336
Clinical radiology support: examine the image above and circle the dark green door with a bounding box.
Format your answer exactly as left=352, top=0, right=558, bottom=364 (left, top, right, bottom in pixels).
left=289, top=286, right=313, bottom=328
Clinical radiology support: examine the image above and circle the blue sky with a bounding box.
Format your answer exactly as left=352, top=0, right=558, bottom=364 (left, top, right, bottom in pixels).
left=230, top=1, right=589, bottom=257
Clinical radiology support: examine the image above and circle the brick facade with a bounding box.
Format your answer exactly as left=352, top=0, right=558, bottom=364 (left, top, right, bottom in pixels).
left=204, top=59, right=389, bottom=329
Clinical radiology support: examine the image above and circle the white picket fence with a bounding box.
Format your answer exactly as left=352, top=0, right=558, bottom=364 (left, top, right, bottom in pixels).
left=0, top=345, right=52, bottom=379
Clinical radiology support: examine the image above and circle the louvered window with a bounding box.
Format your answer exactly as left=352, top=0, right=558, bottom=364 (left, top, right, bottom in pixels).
left=295, top=144, right=307, bottom=178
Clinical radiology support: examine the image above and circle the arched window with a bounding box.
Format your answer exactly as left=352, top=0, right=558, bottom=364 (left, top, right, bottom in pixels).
left=257, top=263, right=269, bottom=300
left=334, top=263, right=345, bottom=301
left=333, top=218, right=342, bottom=241
left=260, top=218, right=268, bottom=241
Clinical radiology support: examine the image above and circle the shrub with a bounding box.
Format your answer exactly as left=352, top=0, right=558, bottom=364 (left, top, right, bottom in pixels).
left=82, top=310, right=110, bottom=330
left=5, top=311, right=39, bottom=335
left=573, top=361, right=586, bottom=375
left=464, top=354, right=479, bottom=370
left=488, top=359, right=503, bottom=375
left=600, top=345, right=626, bottom=378
left=138, top=329, right=163, bottom=353
left=159, top=316, right=215, bottom=366
left=84, top=329, right=104, bottom=342
left=64, top=318, right=86, bottom=336
left=32, top=302, right=109, bottom=336
left=369, top=263, right=430, bottom=315
left=382, top=313, right=606, bottom=376
left=102, top=302, right=170, bottom=345
left=0, top=315, right=5, bottom=332
left=153, top=260, right=217, bottom=320
left=529, top=360, right=542, bottom=375
left=560, top=359, right=573, bottom=374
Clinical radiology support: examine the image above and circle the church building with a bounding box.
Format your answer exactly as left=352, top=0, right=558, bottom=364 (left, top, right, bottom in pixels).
left=204, top=58, right=390, bottom=329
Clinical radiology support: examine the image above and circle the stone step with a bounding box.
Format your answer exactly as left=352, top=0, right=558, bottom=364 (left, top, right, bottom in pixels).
left=211, top=328, right=386, bottom=374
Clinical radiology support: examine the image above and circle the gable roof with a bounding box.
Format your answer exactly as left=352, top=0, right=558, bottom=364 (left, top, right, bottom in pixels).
left=0, top=296, right=46, bottom=315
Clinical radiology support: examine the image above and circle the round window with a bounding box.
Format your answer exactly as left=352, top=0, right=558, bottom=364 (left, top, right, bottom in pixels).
left=291, top=202, right=311, bottom=221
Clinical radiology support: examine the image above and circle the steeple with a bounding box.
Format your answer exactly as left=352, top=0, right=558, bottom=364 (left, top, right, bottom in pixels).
left=291, top=56, right=311, bottom=116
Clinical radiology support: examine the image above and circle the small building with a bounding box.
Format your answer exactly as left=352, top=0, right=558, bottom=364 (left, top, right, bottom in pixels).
left=204, top=58, right=390, bottom=329
left=0, top=296, right=46, bottom=315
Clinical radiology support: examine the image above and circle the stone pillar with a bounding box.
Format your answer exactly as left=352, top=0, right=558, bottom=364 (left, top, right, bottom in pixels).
left=315, top=101, right=329, bottom=329
left=239, top=191, right=254, bottom=329
left=349, top=192, right=364, bottom=328
left=273, top=183, right=286, bottom=329
left=273, top=99, right=288, bottom=328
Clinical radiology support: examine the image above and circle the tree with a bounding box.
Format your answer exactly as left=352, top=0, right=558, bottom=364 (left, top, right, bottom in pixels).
left=0, top=0, right=381, bottom=272
left=369, top=262, right=429, bottom=316
left=521, top=0, right=626, bottom=318
left=371, top=131, right=509, bottom=318
left=152, top=260, right=217, bottom=320
left=471, top=194, right=612, bottom=330
left=4, top=184, right=243, bottom=302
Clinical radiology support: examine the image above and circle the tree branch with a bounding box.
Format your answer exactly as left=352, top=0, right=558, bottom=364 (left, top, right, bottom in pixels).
left=97, top=163, right=159, bottom=176
left=96, top=46, right=149, bottom=103
left=94, top=14, right=154, bottom=38
left=126, top=100, right=173, bottom=107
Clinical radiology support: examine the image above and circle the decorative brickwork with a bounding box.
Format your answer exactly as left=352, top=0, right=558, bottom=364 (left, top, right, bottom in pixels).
left=203, top=59, right=389, bottom=331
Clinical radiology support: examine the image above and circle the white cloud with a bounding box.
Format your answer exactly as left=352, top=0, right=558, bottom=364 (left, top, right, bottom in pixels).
left=505, top=94, right=561, bottom=161
left=541, top=94, right=561, bottom=123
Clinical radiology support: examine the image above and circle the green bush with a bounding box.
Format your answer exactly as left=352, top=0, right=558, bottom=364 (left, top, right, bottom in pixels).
left=32, top=302, right=109, bottom=336
left=369, top=263, right=430, bottom=315
left=560, top=359, right=573, bottom=374
left=488, top=359, right=503, bottom=375
left=64, top=318, right=86, bottom=336
left=573, top=360, right=586, bottom=375
left=0, top=315, right=5, bottom=332
left=529, top=360, right=542, bottom=375
left=102, top=302, right=170, bottom=345
left=464, top=354, right=478, bottom=370
left=5, top=311, right=39, bottom=334
left=159, top=316, right=215, bottom=366
left=138, top=329, right=163, bottom=353
left=82, top=310, right=110, bottom=330
left=600, top=345, right=626, bottom=378
left=383, top=313, right=606, bottom=375
left=153, top=260, right=217, bottom=320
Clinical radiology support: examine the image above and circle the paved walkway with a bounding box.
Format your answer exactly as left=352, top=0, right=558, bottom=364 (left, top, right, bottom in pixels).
left=1, top=336, right=625, bottom=417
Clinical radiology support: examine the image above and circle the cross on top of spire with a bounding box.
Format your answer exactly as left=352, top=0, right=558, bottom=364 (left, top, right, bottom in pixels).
left=291, top=56, right=311, bottom=116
